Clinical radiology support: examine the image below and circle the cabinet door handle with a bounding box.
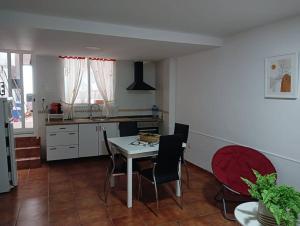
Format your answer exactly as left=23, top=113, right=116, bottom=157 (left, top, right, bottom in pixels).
left=59, top=127, right=66, bottom=130
left=49, top=133, right=56, bottom=136
left=68, top=132, right=76, bottom=135
left=69, top=146, right=76, bottom=149
left=49, top=147, right=56, bottom=150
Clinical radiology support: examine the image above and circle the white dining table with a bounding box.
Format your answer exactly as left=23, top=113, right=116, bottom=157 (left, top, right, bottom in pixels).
left=108, top=135, right=184, bottom=208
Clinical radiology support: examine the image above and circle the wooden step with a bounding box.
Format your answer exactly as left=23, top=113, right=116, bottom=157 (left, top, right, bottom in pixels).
left=15, top=146, right=40, bottom=159
left=17, top=157, right=41, bottom=170
left=15, top=137, right=40, bottom=148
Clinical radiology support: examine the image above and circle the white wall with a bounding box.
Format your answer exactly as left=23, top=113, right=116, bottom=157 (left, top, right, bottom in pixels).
left=115, top=61, right=156, bottom=113
left=156, top=59, right=170, bottom=134
left=155, top=58, right=177, bottom=135
left=33, top=56, right=156, bottom=157
left=176, top=16, right=300, bottom=189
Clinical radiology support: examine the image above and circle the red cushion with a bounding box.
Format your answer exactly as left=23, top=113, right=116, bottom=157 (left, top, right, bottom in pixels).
left=212, top=145, right=276, bottom=196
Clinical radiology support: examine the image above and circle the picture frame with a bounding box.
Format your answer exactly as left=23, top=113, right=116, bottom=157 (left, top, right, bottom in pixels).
left=265, top=53, right=299, bottom=99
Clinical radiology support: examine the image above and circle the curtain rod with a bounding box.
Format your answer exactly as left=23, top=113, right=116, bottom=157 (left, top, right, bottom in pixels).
left=58, top=56, right=116, bottom=61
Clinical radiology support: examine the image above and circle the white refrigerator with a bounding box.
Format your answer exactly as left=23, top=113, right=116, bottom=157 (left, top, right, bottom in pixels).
left=0, top=98, right=17, bottom=193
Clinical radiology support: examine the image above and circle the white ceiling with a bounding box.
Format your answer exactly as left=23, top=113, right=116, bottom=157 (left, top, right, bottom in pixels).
left=0, top=28, right=211, bottom=60
left=2, top=0, right=300, bottom=36
left=0, top=0, right=299, bottom=60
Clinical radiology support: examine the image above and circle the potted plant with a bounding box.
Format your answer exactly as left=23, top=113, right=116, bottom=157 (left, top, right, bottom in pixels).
left=242, top=170, right=300, bottom=226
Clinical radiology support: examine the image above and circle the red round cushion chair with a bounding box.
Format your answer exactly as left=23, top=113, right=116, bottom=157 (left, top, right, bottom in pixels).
left=212, top=145, right=276, bottom=196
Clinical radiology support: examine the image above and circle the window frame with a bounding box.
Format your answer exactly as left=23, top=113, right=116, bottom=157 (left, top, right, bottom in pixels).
left=65, top=59, right=114, bottom=105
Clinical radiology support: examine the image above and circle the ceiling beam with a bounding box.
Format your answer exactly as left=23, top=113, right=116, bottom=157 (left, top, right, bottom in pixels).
left=0, top=10, right=223, bottom=47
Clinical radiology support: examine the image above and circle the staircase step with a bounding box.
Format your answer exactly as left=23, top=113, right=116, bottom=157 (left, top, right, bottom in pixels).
left=17, top=157, right=41, bottom=170
left=15, top=146, right=40, bottom=159
left=15, top=137, right=40, bottom=148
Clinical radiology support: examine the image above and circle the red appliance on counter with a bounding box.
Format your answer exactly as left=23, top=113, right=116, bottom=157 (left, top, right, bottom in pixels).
left=49, top=103, right=63, bottom=114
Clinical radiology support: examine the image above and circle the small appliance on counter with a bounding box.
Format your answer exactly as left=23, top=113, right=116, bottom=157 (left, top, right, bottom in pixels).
left=49, top=102, right=63, bottom=114
left=47, top=102, right=64, bottom=122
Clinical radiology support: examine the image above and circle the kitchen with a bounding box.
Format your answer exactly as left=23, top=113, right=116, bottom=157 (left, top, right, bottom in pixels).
left=34, top=58, right=166, bottom=160
left=1, top=1, right=300, bottom=226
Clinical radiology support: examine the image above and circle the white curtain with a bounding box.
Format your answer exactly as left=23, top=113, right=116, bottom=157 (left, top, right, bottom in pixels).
left=63, top=58, right=86, bottom=118
left=90, top=60, right=115, bottom=116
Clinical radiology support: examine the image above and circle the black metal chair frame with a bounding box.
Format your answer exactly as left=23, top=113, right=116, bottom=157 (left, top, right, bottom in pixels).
left=102, top=128, right=139, bottom=203
left=137, top=135, right=184, bottom=211
left=174, top=123, right=190, bottom=188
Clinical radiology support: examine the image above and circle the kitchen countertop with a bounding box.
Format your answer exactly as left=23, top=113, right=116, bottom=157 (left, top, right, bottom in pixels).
left=46, top=116, right=161, bottom=126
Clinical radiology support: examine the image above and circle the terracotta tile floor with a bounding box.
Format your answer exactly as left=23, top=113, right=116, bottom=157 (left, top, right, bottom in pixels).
left=0, top=158, right=239, bottom=226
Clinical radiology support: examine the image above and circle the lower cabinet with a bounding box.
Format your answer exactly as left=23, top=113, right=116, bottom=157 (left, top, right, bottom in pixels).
left=47, top=145, right=78, bottom=160
left=99, top=123, right=119, bottom=155
left=78, top=123, right=119, bottom=157
left=78, top=124, right=100, bottom=157
left=46, top=122, right=119, bottom=160
left=46, top=125, right=79, bottom=161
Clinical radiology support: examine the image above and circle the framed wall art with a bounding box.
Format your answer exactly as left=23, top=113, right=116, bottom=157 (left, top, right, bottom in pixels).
left=265, top=53, right=298, bottom=99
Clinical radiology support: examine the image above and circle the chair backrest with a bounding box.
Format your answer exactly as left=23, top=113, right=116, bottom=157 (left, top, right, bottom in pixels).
left=174, top=123, right=189, bottom=143
left=119, top=121, right=138, bottom=137
left=212, top=145, right=276, bottom=196
left=155, top=135, right=182, bottom=175
left=103, top=129, right=112, bottom=157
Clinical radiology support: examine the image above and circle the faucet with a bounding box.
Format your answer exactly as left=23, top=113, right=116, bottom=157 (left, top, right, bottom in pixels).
left=89, top=104, right=101, bottom=119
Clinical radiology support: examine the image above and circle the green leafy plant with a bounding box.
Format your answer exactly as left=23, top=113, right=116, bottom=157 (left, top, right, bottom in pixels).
left=242, top=169, right=276, bottom=200
left=242, top=170, right=300, bottom=226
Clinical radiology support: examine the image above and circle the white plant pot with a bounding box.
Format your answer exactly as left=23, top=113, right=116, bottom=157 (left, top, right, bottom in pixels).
left=258, top=201, right=300, bottom=226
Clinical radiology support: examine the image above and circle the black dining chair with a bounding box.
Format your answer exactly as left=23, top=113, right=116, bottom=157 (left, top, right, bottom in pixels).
left=174, top=123, right=190, bottom=188
left=102, top=129, right=138, bottom=203
left=138, top=135, right=183, bottom=210
left=119, top=121, right=154, bottom=166
left=119, top=121, right=139, bottom=137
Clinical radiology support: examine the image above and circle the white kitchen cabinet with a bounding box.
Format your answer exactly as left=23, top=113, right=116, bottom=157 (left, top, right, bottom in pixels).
left=79, top=122, right=119, bottom=157
left=46, top=125, right=79, bottom=161
left=99, top=123, right=119, bottom=155
left=46, top=122, right=119, bottom=160
left=78, top=124, right=101, bottom=157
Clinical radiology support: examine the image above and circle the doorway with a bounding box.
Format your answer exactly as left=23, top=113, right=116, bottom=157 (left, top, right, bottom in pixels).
left=0, top=52, right=34, bottom=134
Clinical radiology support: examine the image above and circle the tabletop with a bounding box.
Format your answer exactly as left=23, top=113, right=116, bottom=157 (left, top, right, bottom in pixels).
left=108, top=136, right=159, bottom=155
left=108, top=135, right=186, bottom=158
left=234, top=202, right=262, bottom=226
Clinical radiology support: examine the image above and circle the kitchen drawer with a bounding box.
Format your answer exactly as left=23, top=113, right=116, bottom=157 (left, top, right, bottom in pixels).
left=47, top=131, right=78, bottom=146
left=47, top=124, right=78, bottom=133
left=47, top=145, right=78, bottom=161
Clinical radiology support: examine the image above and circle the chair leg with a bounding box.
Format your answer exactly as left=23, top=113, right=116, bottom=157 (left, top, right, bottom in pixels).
left=104, top=172, right=113, bottom=203
left=179, top=178, right=183, bottom=209
left=183, top=161, right=190, bottom=188
left=222, top=197, right=236, bottom=221
left=217, top=186, right=236, bottom=221
left=138, top=175, right=142, bottom=201
left=154, top=181, right=159, bottom=211
left=103, top=169, right=109, bottom=202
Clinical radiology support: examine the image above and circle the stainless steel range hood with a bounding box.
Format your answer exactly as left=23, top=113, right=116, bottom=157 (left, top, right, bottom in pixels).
left=127, top=62, right=155, bottom=90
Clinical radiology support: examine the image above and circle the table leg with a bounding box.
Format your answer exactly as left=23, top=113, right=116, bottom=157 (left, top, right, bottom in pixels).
left=176, top=160, right=181, bottom=197
left=127, top=157, right=133, bottom=208
left=110, top=176, right=115, bottom=187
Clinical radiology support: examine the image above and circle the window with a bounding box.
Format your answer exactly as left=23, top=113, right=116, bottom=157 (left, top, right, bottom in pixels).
left=63, top=58, right=115, bottom=105
left=0, top=52, right=33, bottom=131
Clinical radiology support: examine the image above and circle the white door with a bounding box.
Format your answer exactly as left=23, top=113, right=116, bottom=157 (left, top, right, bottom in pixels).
left=79, top=123, right=100, bottom=157
left=99, top=123, right=119, bottom=155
